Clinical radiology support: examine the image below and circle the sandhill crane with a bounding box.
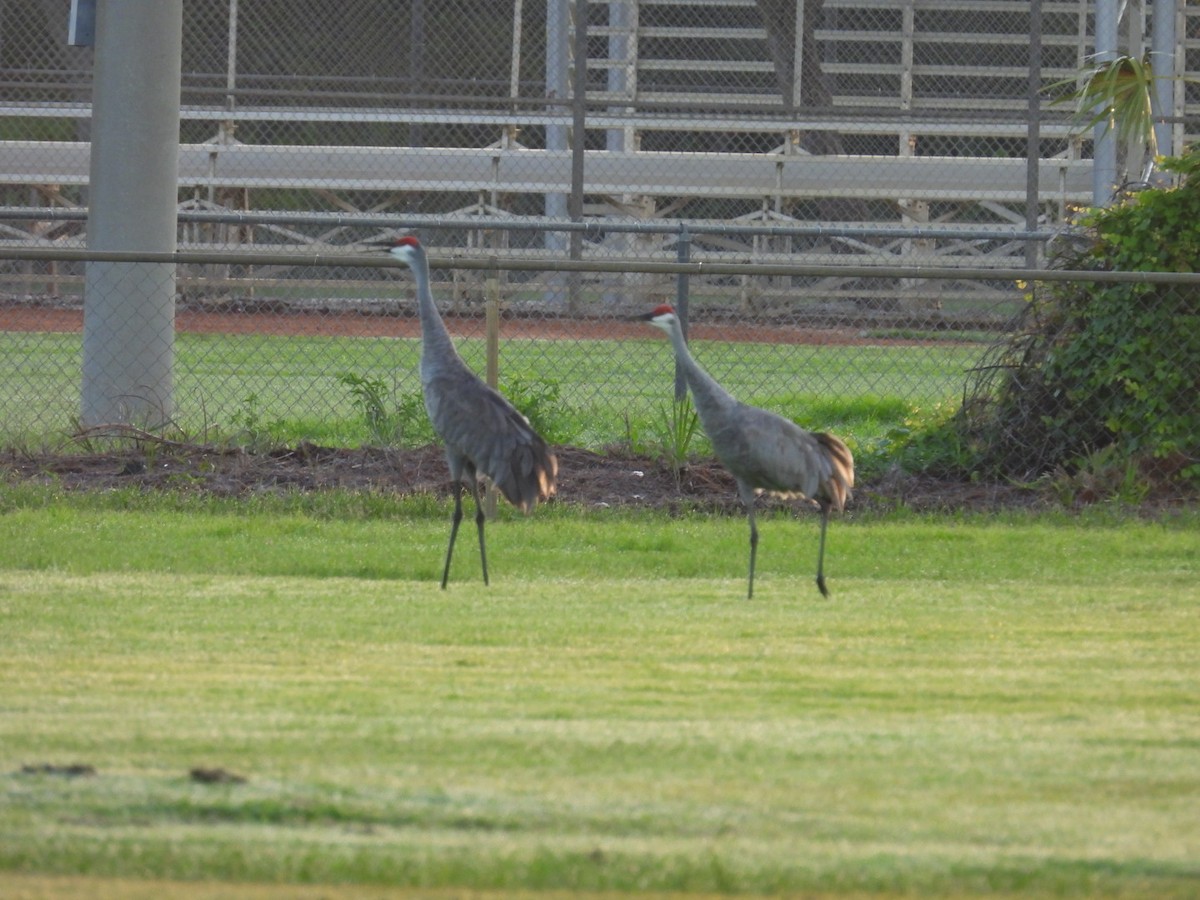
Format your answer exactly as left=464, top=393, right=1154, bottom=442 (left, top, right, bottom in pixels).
left=641, top=305, right=854, bottom=598
left=370, top=235, right=557, bottom=588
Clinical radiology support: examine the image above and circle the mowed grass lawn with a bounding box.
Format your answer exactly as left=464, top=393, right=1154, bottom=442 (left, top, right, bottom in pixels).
left=0, top=491, right=1198, bottom=899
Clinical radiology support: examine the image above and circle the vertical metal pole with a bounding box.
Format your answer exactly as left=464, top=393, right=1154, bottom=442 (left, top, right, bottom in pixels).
left=216, top=0, right=240, bottom=283
left=674, top=225, right=690, bottom=403
left=1150, top=0, right=1177, bottom=164
left=510, top=0, right=525, bottom=105
left=1026, top=0, right=1043, bottom=267
left=899, top=1, right=914, bottom=154
left=82, top=0, right=183, bottom=426
left=790, top=0, right=805, bottom=111
left=484, top=264, right=501, bottom=518
left=224, top=0, right=238, bottom=119
left=544, top=0, right=570, bottom=298
left=1169, top=0, right=1185, bottom=164
left=568, top=0, right=589, bottom=313
left=409, top=0, right=426, bottom=149
left=606, top=0, right=630, bottom=153
left=604, top=0, right=635, bottom=306
left=485, top=273, right=501, bottom=390
left=1092, top=0, right=1120, bottom=205
left=545, top=0, right=570, bottom=158
left=505, top=0, right=524, bottom=148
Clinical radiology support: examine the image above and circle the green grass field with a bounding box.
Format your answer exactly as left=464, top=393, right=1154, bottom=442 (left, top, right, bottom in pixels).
left=0, top=329, right=981, bottom=451
left=1, top=487, right=1198, bottom=899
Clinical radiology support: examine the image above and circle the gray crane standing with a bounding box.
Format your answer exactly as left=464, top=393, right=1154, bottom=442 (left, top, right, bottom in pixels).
left=641, top=305, right=854, bottom=598
left=370, top=235, right=557, bottom=588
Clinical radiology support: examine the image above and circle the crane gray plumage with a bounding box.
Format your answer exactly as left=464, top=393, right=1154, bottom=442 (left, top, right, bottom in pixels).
left=370, top=235, right=557, bottom=587
left=641, top=305, right=853, bottom=598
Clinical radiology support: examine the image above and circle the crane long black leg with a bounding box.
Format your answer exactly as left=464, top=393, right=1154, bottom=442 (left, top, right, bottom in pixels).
left=737, top=485, right=759, bottom=600
left=441, top=485, right=464, bottom=590
left=746, top=507, right=758, bottom=600
left=815, top=502, right=831, bottom=598
left=470, top=479, right=489, bottom=586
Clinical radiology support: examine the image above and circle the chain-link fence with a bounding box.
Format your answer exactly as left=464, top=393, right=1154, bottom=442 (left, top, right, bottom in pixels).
left=1, top=1, right=1198, bottom=462
left=4, top=243, right=1199, bottom=481
left=1, top=242, right=1006, bottom=445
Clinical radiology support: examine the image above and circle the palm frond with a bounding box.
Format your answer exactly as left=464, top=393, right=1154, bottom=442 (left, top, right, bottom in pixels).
left=1047, top=53, right=1157, bottom=155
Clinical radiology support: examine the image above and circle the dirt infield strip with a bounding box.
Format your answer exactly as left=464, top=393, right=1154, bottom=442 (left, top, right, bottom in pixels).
left=1, top=305, right=942, bottom=346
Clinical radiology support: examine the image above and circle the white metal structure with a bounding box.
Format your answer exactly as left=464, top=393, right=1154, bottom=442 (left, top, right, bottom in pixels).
left=1, top=0, right=1194, bottom=273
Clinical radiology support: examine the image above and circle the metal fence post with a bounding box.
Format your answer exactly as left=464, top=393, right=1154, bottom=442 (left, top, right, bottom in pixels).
left=567, top=0, right=588, bottom=314
left=1092, top=0, right=1120, bottom=205
left=674, top=224, right=690, bottom=403
left=1151, top=0, right=1178, bottom=163
left=544, top=0, right=570, bottom=306
left=484, top=260, right=501, bottom=518
left=1026, top=0, right=1042, bottom=269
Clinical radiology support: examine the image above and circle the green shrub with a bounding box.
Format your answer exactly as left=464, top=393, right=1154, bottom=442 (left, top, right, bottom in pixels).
left=953, top=148, right=1200, bottom=489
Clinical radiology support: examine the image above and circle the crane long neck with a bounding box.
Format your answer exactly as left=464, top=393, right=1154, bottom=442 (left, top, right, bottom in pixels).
left=409, top=251, right=458, bottom=363
left=665, top=320, right=736, bottom=416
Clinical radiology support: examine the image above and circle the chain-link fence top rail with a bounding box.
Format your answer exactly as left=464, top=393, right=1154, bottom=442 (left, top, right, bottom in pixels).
left=1, top=2, right=1198, bottom=445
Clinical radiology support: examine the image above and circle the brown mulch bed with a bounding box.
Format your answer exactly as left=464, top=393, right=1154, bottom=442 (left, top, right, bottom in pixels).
left=0, top=441, right=1045, bottom=515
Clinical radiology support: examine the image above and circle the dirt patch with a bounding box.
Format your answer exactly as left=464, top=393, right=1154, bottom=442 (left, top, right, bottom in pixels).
left=0, top=303, right=966, bottom=346
left=0, top=441, right=1042, bottom=515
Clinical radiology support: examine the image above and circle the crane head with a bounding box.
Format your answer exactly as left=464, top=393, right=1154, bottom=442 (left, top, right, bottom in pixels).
left=363, top=234, right=422, bottom=263
left=640, top=304, right=679, bottom=334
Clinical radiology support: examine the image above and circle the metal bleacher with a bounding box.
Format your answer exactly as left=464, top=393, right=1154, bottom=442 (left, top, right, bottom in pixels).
left=1, top=0, right=1192, bottom=283
left=0, top=127, right=1092, bottom=204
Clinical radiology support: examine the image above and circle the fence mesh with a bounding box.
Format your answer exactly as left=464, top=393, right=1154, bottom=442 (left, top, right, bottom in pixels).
left=1, top=1, right=1198, bottom=477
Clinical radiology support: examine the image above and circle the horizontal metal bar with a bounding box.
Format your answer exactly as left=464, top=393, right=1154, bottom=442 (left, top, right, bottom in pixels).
left=0, top=102, right=1080, bottom=134
left=1, top=245, right=1197, bottom=285
left=0, top=207, right=1062, bottom=243
left=0, top=142, right=1096, bottom=203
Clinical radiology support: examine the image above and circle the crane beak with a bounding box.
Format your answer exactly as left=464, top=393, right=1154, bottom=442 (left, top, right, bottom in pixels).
left=360, top=237, right=398, bottom=252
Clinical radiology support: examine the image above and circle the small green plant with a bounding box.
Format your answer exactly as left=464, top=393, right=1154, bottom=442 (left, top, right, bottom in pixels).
left=1043, top=445, right=1151, bottom=507
left=339, top=374, right=438, bottom=447
left=857, top=401, right=980, bottom=482
left=656, top=395, right=700, bottom=485
left=230, top=393, right=286, bottom=449
left=340, top=373, right=400, bottom=445
left=623, top=396, right=701, bottom=488
left=622, top=411, right=652, bottom=455
left=393, top=389, right=436, bottom=447
left=231, top=393, right=262, bottom=435
left=500, top=373, right=571, bottom=445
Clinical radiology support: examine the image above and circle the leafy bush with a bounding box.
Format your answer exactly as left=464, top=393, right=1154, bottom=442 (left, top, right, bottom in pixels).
left=953, top=148, right=1200, bottom=490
